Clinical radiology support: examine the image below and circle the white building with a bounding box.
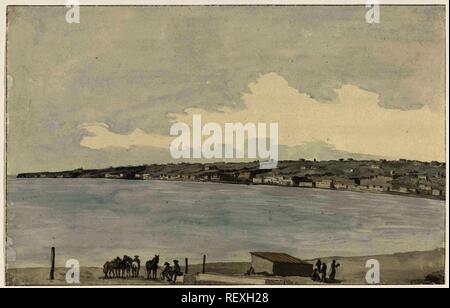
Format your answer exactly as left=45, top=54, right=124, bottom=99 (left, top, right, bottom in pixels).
left=315, top=179, right=333, bottom=189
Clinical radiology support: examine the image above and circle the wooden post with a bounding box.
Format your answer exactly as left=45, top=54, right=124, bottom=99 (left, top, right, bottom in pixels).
left=202, top=255, right=206, bottom=274
left=49, top=247, right=55, bottom=280
left=185, top=258, right=188, bottom=274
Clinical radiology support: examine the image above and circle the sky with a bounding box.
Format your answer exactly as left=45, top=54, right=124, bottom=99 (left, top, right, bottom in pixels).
left=6, top=6, right=446, bottom=174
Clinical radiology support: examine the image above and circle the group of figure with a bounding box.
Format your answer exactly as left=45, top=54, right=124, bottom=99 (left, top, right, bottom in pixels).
left=160, top=260, right=183, bottom=282
left=144, top=255, right=183, bottom=283
left=103, top=255, right=141, bottom=279
left=311, top=259, right=340, bottom=283
left=103, top=254, right=182, bottom=283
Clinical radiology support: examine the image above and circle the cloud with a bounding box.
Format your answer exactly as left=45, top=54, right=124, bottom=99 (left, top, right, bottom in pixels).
left=79, top=72, right=445, bottom=162
left=169, top=73, right=445, bottom=162
left=78, top=122, right=172, bottom=150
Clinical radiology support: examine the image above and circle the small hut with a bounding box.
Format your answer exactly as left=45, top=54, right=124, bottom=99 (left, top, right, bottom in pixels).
left=250, top=252, right=312, bottom=277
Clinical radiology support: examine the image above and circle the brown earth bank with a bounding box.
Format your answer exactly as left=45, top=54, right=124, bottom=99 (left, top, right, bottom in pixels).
left=6, top=248, right=445, bottom=286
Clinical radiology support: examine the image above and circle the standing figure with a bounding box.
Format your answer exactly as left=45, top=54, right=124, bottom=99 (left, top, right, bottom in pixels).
left=246, top=266, right=255, bottom=276
left=315, top=259, right=322, bottom=272
left=320, top=262, right=328, bottom=283
left=172, top=259, right=183, bottom=283
left=329, top=260, right=340, bottom=281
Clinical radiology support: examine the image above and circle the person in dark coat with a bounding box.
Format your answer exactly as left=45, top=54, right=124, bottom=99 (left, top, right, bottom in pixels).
left=311, top=268, right=321, bottom=281
left=161, top=262, right=172, bottom=281
left=320, top=262, right=328, bottom=282
left=246, top=266, right=255, bottom=275
left=172, top=260, right=182, bottom=283
left=315, top=259, right=322, bottom=271
left=329, top=260, right=340, bottom=281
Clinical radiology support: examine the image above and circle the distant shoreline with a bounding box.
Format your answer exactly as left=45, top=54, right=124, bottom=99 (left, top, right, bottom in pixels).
left=9, top=176, right=446, bottom=201
left=13, top=159, right=447, bottom=201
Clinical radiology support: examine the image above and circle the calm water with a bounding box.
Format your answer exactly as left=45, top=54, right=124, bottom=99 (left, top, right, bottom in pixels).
left=6, top=178, right=445, bottom=267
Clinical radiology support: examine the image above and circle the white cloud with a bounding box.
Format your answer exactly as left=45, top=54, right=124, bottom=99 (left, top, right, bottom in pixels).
left=79, top=72, right=445, bottom=162
left=78, top=122, right=171, bottom=150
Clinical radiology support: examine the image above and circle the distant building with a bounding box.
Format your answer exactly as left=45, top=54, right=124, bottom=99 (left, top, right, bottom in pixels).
left=160, top=174, right=180, bottom=180
left=262, top=176, right=277, bottom=184
left=365, top=185, right=384, bottom=192
left=220, top=172, right=238, bottom=182
left=211, top=173, right=221, bottom=181
left=299, top=181, right=314, bottom=188
left=253, top=177, right=264, bottom=184
left=263, top=175, right=293, bottom=186
left=334, top=178, right=356, bottom=190
left=418, top=184, right=432, bottom=192
left=408, top=187, right=418, bottom=194
left=105, top=173, right=124, bottom=179
left=204, top=165, right=218, bottom=171
left=432, top=189, right=442, bottom=196
left=418, top=175, right=429, bottom=181
left=360, top=176, right=393, bottom=191
left=142, top=174, right=152, bottom=180
left=314, top=179, right=333, bottom=189
left=238, top=169, right=253, bottom=181
left=250, top=252, right=313, bottom=277
left=278, top=176, right=294, bottom=186
left=191, top=170, right=220, bottom=181
left=297, top=177, right=314, bottom=188
left=256, top=175, right=294, bottom=186
left=391, top=186, right=408, bottom=193
left=435, top=171, right=444, bottom=178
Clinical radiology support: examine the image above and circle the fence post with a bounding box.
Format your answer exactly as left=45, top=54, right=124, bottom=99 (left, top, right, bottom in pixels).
left=202, top=255, right=206, bottom=274
left=49, top=247, right=55, bottom=280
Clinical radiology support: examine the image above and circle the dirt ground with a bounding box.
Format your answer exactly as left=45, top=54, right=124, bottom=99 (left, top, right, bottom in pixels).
left=6, top=249, right=445, bottom=286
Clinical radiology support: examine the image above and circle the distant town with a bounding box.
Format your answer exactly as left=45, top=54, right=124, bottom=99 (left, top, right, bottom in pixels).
left=16, top=159, right=446, bottom=200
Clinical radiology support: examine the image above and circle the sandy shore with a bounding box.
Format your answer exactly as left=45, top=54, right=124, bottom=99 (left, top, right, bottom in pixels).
left=6, top=249, right=445, bottom=286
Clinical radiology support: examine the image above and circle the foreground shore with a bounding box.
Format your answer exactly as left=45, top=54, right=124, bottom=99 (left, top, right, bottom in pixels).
left=7, top=249, right=445, bottom=286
